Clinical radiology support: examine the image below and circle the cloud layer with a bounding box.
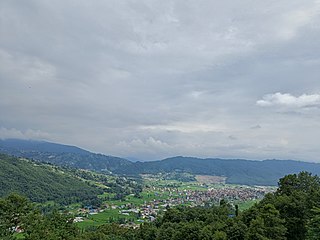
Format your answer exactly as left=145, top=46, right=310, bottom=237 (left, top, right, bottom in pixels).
left=1, top=0, right=320, bottom=161
left=257, top=93, right=320, bottom=108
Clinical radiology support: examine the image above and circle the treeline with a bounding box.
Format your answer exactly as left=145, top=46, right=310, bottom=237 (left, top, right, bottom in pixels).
left=1, top=172, right=320, bottom=239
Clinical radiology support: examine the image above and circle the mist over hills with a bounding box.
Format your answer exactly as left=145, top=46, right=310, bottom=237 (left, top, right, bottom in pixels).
left=1, top=139, right=320, bottom=185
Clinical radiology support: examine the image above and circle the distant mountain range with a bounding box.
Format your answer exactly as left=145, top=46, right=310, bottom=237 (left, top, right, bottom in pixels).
left=0, top=139, right=131, bottom=172
left=117, top=156, right=320, bottom=186
left=1, top=139, right=320, bottom=186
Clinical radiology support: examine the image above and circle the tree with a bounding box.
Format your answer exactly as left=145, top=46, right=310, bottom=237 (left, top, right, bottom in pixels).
left=242, top=203, right=286, bottom=240
left=225, top=218, right=247, bottom=240
left=172, top=222, right=202, bottom=240
left=199, top=225, right=214, bottom=240
left=156, top=222, right=176, bottom=240
left=246, top=217, right=268, bottom=240
left=213, top=230, right=227, bottom=240
left=24, top=209, right=78, bottom=240
left=306, top=207, right=320, bottom=240
left=254, top=172, right=320, bottom=240
left=0, top=193, right=32, bottom=238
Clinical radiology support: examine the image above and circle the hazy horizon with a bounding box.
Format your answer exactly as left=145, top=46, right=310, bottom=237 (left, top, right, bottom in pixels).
left=1, top=138, right=319, bottom=163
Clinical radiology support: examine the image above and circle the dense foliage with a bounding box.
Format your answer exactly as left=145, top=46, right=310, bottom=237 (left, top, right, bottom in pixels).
left=0, top=154, right=103, bottom=205
left=1, top=171, right=320, bottom=239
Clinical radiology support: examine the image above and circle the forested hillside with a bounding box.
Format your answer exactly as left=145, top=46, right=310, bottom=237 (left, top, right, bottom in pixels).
left=0, top=154, right=103, bottom=205
left=116, top=156, right=320, bottom=185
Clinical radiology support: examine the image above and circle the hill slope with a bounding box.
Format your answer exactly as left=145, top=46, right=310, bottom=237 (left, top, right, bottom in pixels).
left=0, top=153, right=103, bottom=204
left=0, top=139, right=132, bottom=172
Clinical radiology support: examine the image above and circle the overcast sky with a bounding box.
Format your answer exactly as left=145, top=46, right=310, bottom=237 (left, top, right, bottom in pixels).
left=1, top=0, right=320, bottom=161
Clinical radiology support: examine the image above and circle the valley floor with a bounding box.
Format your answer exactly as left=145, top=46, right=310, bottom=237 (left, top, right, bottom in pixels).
left=73, top=175, right=275, bottom=228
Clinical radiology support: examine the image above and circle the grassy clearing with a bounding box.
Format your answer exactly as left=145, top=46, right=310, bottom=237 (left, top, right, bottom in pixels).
left=77, top=209, right=138, bottom=228
left=76, top=219, right=98, bottom=228
left=13, top=233, right=25, bottom=239
left=237, top=199, right=260, bottom=211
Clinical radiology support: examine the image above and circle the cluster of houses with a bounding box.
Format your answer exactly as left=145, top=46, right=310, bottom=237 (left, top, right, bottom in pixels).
left=74, top=185, right=274, bottom=225
left=145, top=185, right=273, bottom=204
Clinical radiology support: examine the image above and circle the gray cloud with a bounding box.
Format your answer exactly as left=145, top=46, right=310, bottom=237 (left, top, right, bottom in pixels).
left=1, top=0, right=320, bottom=161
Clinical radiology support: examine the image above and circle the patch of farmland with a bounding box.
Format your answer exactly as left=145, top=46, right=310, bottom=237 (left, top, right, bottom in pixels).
left=195, top=175, right=226, bottom=184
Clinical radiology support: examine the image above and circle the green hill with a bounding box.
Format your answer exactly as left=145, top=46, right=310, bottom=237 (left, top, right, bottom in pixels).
left=0, top=153, right=103, bottom=205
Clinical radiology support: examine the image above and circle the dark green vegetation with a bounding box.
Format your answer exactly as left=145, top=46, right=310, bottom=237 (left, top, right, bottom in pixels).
left=0, top=153, right=144, bottom=205
left=1, top=172, right=320, bottom=239
left=0, top=153, right=104, bottom=205
left=0, top=152, right=143, bottom=209
left=2, top=139, right=320, bottom=185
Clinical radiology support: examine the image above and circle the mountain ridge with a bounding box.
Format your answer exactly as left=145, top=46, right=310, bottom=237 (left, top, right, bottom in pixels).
left=0, top=139, right=132, bottom=172
left=2, top=139, right=320, bottom=185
